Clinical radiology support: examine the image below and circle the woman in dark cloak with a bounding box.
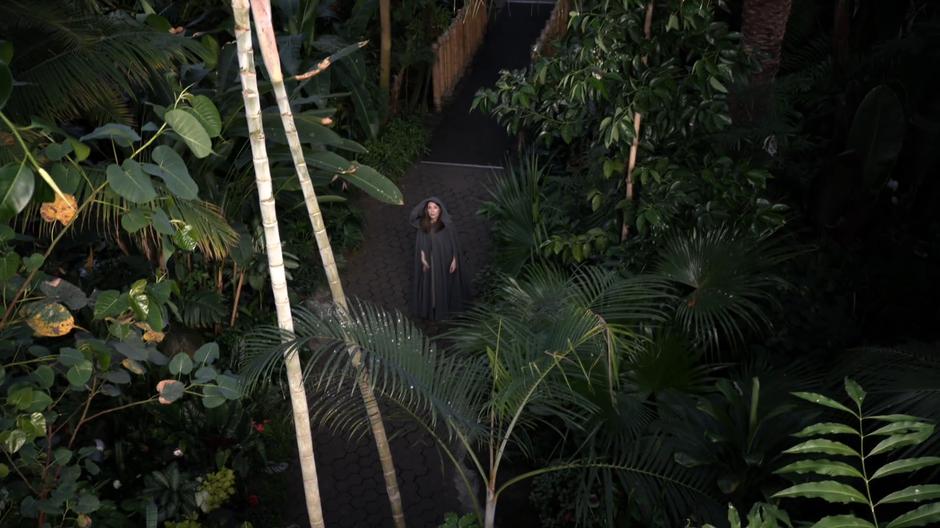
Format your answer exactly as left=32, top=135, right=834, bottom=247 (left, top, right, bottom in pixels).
left=410, top=197, right=468, bottom=321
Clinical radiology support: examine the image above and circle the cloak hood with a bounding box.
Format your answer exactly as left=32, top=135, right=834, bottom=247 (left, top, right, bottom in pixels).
left=409, top=196, right=453, bottom=228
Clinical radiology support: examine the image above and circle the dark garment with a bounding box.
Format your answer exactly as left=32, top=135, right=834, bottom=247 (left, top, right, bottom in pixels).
left=410, top=197, right=469, bottom=321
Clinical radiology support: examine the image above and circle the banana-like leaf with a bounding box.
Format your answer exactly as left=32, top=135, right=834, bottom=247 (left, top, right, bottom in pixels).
left=772, top=481, right=867, bottom=504
left=885, top=502, right=940, bottom=528
left=783, top=438, right=859, bottom=458
left=871, top=457, right=940, bottom=480
left=878, top=485, right=940, bottom=505
left=338, top=163, right=403, bottom=205
left=774, top=459, right=863, bottom=479
left=306, top=151, right=353, bottom=173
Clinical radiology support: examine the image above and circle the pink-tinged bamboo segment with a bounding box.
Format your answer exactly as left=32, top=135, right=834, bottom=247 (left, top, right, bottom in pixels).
left=532, top=0, right=572, bottom=60
left=431, top=0, right=490, bottom=111
left=230, top=1, right=327, bottom=527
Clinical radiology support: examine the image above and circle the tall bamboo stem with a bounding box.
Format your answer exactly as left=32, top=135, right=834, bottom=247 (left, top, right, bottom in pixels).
left=249, top=2, right=406, bottom=527
left=231, top=2, right=326, bottom=526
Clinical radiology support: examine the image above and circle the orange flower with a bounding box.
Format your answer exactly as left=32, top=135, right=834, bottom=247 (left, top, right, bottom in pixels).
left=40, top=193, right=78, bottom=226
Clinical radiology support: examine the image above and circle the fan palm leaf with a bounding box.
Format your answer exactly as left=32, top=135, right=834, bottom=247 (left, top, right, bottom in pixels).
left=0, top=0, right=206, bottom=123
left=655, top=227, right=804, bottom=352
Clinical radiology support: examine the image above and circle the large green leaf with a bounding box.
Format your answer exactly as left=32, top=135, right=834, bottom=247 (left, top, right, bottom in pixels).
left=0, top=62, right=12, bottom=110
left=93, top=290, right=129, bottom=319
left=794, top=422, right=859, bottom=438
left=871, top=457, right=940, bottom=480
left=79, top=124, right=141, bottom=148
left=0, top=164, right=35, bottom=221
left=164, top=109, right=212, bottom=158
left=783, top=439, right=860, bottom=458
left=772, top=481, right=867, bottom=504
left=878, top=485, right=940, bottom=505
left=885, top=503, right=940, bottom=528
left=793, top=392, right=856, bottom=415
left=186, top=95, right=221, bottom=137
left=846, top=85, right=905, bottom=188
left=168, top=353, right=193, bottom=376
left=809, top=515, right=875, bottom=528
left=66, top=359, right=94, bottom=386
left=106, top=160, right=156, bottom=203
left=306, top=151, right=353, bottom=173
left=774, top=459, right=863, bottom=479
left=148, top=145, right=198, bottom=199
left=339, top=163, right=403, bottom=205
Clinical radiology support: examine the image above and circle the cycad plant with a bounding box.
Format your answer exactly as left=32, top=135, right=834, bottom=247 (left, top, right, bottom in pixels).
left=772, top=378, right=940, bottom=528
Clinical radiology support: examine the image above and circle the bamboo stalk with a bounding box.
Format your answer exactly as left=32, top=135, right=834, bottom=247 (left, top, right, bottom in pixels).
left=621, top=1, right=654, bottom=242
left=230, top=269, right=245, bottom=327
left=230, top=2, right=327, bottom=526
left=248, top=2, right=407, bottom=527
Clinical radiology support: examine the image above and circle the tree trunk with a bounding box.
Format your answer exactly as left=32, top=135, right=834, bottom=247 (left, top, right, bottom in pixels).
left=231, top=1, right=326, bottom=526
left=248, top=3, right=407, bottom=527
left=380, top=0, right=392, bottom=97
left=741, top=0, right=793, bottom=84
left=484, top=487, right=497, bottom=528
left=621, top=1, right=654, bottom=241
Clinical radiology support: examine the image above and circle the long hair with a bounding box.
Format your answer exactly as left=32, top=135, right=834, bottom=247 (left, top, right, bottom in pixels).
left=420, top=202, right=445, bottom=233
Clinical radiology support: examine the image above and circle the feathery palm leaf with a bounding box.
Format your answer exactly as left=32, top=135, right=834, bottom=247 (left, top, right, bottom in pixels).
left=0, top=0, right=206, bottom=123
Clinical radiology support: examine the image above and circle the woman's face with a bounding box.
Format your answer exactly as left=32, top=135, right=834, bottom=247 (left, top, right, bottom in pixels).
left=426, top=201, right=441, bottom=222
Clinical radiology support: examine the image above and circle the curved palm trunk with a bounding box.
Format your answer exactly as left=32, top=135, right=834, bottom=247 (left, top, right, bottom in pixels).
left=231, top=2, right=327, bottom=526
left=249, top=2, right=406, bottom=527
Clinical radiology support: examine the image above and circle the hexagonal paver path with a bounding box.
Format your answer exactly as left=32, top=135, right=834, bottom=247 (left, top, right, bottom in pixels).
left=301, top=4, right=552, bottom=527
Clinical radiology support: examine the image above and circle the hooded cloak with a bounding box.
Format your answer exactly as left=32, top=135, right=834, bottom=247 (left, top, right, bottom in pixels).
left=409, top=197, right=469, bottom=321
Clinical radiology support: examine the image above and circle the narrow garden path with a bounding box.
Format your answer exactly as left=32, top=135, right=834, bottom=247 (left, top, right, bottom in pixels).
left=307, top=4, right=551, bottom=527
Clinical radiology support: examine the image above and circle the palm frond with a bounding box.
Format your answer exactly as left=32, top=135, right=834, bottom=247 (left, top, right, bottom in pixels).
left=575, top=435, right=721, bottom=526
left=0, top=1, right=206, bottom=123
left=655, top=227, right=804, bottom=352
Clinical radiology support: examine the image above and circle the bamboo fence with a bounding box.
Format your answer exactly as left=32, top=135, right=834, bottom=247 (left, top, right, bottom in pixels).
left=531, top=0, right=572, bottom=60
left=431, top=0, right=489, bottom=112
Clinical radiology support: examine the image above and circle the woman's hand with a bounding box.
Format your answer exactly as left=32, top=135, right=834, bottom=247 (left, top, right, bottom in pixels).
left=449, top=257, right=457, bottom=274
left=421, top=251, right=429, bottom=272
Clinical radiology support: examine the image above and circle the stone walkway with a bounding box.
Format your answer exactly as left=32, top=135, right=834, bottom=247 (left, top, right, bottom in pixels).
left=309, top=3, right=551, bottom=527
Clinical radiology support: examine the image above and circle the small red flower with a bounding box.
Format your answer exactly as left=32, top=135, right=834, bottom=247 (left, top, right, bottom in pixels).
left=247, top=494, right=260, bottom=507
left=251, top=419, right=271, bottom=433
